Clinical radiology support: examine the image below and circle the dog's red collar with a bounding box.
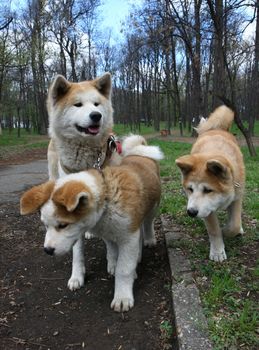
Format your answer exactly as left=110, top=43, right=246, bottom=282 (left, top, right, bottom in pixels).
left=93, top=134, right=121, bottom=170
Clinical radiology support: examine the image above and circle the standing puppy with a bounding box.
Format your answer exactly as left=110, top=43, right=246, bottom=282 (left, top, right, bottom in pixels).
left=20, top=136, right=163, bottom=312
left=176, top=106, right=245, bottom=262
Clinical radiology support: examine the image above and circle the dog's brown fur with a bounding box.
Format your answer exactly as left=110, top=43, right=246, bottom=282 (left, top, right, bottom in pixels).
left=176, top=105, right=245, bottom=262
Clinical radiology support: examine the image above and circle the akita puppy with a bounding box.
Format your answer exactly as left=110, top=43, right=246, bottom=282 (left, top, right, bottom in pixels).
left=176, top=106, right=245, bottom=262
left=47, top=72, right=118, bottom=180
left=20, top=135, right=163, bottom=312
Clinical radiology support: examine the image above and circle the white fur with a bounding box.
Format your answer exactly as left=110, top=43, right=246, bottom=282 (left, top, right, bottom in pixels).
left=186, top=182, right=235, bottom=218
left=41, top=195, right=141, bottom=311
left=49, top=89, right=113, bottom=142
left=122, top=135, right=164, bottom=161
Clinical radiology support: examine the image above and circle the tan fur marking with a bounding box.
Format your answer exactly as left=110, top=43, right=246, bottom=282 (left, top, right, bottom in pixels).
left=20, top=181, right=54, bottom=215
left=103, top=156, right=161, bottom=232
left=52, top=181, right=94, bottom=222
left=178, top=153, right=236, bottom=193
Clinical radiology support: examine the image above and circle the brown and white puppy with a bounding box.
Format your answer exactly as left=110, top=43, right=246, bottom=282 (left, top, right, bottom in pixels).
left=176, top=106, right=245, bottom=262
left=20, top=135, right=163, bottom=312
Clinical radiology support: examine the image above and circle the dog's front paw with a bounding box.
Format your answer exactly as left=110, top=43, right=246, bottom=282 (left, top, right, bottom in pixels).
left=209, top=249, right=227, bottom=262
left=111, top=297, right=134, bottom=312
left=67, top=274, right=85, bottom=291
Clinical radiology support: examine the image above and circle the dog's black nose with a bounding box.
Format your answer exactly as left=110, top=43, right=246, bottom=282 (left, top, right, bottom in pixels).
left=44, top=247, right=55, bottom=256
left=187, top=208, right=198, bottom=217
left=89, top=112, right=102, bottom=123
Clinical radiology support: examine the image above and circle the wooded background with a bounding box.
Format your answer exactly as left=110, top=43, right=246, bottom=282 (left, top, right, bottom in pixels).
left=0, top=0, right=258, bottom=143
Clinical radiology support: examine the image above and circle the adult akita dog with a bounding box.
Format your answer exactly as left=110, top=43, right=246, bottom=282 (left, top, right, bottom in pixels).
left=20, top=135, right=163, bottom=312
left=176, top=105, right=245, bottom=262
left=47, top=72, right=118, bottom=180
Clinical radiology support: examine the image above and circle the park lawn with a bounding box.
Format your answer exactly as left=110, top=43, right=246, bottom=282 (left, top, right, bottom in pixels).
left=0, top=129, right=49, bottom=147
left=0, top=129, right=49, bottom=160
left=149, top=139, right=259, bottom=350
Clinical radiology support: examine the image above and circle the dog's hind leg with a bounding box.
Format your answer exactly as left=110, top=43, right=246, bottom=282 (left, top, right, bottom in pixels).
left=204, top=213, right=227, bottom=262
left=223, top=199, right=244, bottom=237
left=111, top=230, right=140, bottom=312
left=143, top=205, right=157, bottom=247
left=67, top=235, right=85, bottom=291
left=104, top=239, right=118, bottom=276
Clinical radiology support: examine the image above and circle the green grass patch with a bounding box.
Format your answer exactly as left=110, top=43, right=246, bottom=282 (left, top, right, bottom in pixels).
left=0, top=128, right=48, bottom=146
left=149, top=138, right=259, bottom=350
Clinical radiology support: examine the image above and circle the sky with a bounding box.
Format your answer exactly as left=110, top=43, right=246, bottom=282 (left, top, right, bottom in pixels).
left=99, top=0, right=142, bottom=38
left=8, top=0, right=256, bottom=41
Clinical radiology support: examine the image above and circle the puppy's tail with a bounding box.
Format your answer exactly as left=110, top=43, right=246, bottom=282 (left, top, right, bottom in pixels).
left=121, top=134, right=164, bottom=161
left=196, top=105, right=234, bottom=135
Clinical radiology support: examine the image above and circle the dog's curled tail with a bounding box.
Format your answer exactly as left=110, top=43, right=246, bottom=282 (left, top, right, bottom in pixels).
left=196, top=105, right=234, bottom=135
left=121, top=134, right=164, bottom=161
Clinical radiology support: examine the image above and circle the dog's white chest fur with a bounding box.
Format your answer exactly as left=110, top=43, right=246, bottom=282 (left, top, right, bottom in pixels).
left=56, top=138, right=105, bottom=174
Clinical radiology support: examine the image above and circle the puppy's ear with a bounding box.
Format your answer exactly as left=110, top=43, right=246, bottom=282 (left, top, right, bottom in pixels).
left=93, top=72, right=112, bottom=99
left=175, top=155, right=194, bottom=176
left=20, top=181, right=55, bottom=215
left=48, top=75, right=71, bottom=104
left=52, top=181, right=91, bottom=212
left=206, top=158, right=231, bottom=180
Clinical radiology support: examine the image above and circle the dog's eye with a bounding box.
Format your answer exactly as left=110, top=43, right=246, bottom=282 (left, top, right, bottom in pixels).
left=74, top=102, right=83, bottom=107
left=203, top=188, right=213, bottom=194
left=57, top=223, right=68, bottom=230
left=94, top=102, right=100, bottom=107
left=187, top=187, right=193, bottom=193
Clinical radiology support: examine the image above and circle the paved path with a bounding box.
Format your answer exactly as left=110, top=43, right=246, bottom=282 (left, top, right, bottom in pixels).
left=0, top=160, right=48, bottom=204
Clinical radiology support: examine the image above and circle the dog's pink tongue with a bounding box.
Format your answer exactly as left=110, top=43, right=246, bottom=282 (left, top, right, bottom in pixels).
left=88, top=126, right=99, bottom=134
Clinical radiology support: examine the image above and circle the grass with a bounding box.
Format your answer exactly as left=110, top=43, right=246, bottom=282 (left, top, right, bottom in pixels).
left=0, top=128, right=49, bottom=147
left=149, top=139, right=259, bottom=350
left=0, top=129, right=49, bottom=160
left=113, top=123, right=160, bottom=136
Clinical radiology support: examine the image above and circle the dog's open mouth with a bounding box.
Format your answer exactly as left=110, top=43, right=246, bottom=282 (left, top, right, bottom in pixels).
left=75, top=124, right=100, bottom=135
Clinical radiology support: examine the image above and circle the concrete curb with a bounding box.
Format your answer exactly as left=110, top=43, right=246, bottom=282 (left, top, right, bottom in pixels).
left=161, top=216, right=213, bottom=350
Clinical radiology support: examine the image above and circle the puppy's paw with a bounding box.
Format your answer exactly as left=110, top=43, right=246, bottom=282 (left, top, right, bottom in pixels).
left=67, top=274, right=85, bottom=291
left=107, top=261, right=116, bottom=276
left=144, top=237, right=157, bottom=247
left=222, top=225, right=244, bottom=237
left=209, top=249, right=227, bottom=262
left=111, top=297, right=134, bottom=312
left=85, top=232, right=94, bottom=239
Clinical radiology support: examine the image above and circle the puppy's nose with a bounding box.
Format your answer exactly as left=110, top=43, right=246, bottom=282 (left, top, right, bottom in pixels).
left=89, top=112, right=102, bottom=123
left=44, top=247, right=55, bottom=256
left=187, top=208, right=198, bottom=217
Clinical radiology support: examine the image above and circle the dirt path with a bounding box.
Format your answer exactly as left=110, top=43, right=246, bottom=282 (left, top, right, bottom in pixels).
left=0, top=154, right=178, bottom=350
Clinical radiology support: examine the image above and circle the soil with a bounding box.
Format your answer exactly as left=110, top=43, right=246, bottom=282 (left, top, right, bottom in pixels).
left=0, top=148, right=178, bottom=350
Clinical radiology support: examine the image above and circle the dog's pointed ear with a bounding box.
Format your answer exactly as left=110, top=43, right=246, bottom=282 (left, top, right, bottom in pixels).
left=52, top=181, right=91, bottom=212
left=20, top=181, right=55, bottom=215
left=206, top=158, right=230, bottom=179
left=48, top=75, right=71, bottom=104
left=175, top=156, right=194, bottom=176
left=93, top=72, right=112, bottom=99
